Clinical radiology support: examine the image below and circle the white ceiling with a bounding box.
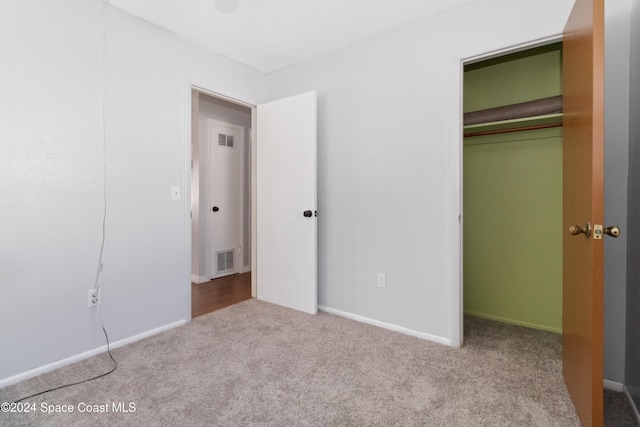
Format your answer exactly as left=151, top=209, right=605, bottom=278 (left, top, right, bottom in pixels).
left=108, top=0, right=475, bottom=73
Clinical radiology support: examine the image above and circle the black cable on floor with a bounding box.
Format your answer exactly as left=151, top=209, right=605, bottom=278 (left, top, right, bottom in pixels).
left=12, top=308, right=117, bottom=404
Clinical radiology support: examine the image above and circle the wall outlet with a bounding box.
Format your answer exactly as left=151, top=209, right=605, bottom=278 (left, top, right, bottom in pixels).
left=88, top=288, right=101, bottom=307
left=377, top=273, right=386, bottom=288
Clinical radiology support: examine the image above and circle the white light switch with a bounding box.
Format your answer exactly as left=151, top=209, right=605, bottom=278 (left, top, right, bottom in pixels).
left=171, top=186, right=181, bottom=201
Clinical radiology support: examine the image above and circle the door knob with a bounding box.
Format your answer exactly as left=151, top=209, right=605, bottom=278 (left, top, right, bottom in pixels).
left=303, top=210, right=313, bottom=217
left=569, top=222, right=591, bottom=238
left=605, top=225, right=621, bottom=237
left=212, top=206, right=219, bottom=212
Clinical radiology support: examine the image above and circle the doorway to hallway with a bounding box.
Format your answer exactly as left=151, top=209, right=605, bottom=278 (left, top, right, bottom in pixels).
left=192, top=272, right=251, bottom=317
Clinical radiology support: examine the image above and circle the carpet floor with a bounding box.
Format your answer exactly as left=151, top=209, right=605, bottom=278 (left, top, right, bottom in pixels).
left=0, top=299, right=635, bottom=426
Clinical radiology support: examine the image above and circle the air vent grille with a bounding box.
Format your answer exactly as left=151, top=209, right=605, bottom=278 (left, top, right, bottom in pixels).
left=218, top=133, right=235, bottom=148
left=216, top=249, right=235, bottom=273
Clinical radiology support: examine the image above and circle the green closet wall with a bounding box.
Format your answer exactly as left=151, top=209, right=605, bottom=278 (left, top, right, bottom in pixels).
left=464, top=44, right=562, bottom=111
left=463, top=43, right=563, bottom=332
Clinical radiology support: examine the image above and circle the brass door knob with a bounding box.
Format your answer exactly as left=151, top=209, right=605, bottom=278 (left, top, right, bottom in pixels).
left=569, top=223, right=591, bottom=238
left=605, top=226, right=621, bottom=237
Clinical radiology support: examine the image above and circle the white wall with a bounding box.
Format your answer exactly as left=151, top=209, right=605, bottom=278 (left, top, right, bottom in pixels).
left=192, top=94, right=252, bottom=281
left=625, top=0, right=640, bottom=409
left=266, top=0, right=574, bottom=341
left=0, top=0, right=264, bottom=383
left=0, top=0, right=105, bottom=380
left=604, top=0, right=632, bottom=385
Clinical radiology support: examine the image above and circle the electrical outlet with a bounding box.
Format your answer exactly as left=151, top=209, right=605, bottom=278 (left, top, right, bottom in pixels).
left=88, top=288, right=101, bottom=308
left=377, top=273, right=386, bottom=288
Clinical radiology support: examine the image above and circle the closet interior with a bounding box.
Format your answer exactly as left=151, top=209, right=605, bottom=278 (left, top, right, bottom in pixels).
left=463, top=43, right=563, bottom=333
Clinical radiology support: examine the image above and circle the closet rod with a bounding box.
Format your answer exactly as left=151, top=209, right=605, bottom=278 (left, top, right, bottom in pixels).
left=464, top=95, right=562, bottom=126
left=464, top=122, right=562, bottom=138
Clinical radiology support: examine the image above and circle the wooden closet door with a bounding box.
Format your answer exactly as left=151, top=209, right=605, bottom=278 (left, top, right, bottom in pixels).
left=561, top=0, right=605, bottom=425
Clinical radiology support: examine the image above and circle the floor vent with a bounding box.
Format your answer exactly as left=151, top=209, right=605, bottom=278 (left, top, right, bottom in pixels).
left=217, top=249, right=235, bottom=273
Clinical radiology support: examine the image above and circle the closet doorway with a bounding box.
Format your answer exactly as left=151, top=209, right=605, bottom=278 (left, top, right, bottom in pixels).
left=457, top=4, right=606, bottom=423
left=462, top=43, right=564, bottom=334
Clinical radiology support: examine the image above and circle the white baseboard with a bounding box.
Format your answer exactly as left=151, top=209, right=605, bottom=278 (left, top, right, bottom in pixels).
left=318, top=305, right=451, bottom=346
left=241, top=265, right=251, bottom=274
left=605, top=380, right=640, bottom=425
left=604, top=379, right=625, bottom=392
left=624, top=386, right=640, bottom=425
left=0, top=320, right=186, bottom=389
left=191, top=274, right=209, bottom=284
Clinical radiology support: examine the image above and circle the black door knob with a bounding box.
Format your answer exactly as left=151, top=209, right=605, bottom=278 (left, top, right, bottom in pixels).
left=212, top=206, right=219, bottom=212
left=303, top=210, right=312, bottom=217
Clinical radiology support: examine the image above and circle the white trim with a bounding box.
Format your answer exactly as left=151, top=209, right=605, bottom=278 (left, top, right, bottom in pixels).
left=250, top=111, right=257, bottom=298
left=624, top=386, right=640, bottom=425
left=191, top=85, right=256, bottom=110
left=604, top=381, right=640, bottom=425
left=603, top=379, right=624, bottom=392
left=449, top=33, right=564, bottom=349
left=449, top=53, right=464, bottom=349
left=185, top=82, right=196, bottom=321
left=0, top=320, right=186, bottom=389
left=319, top=305, right=451, bottom=346
left=191, top=274, right=209, bottom=284
left=241, top=265, right=251, bottom=274
left=185, top=84, right=196, bottom=321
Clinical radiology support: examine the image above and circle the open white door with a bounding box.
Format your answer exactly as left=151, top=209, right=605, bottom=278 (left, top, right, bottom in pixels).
left=256, top=91, right=317, bottom=314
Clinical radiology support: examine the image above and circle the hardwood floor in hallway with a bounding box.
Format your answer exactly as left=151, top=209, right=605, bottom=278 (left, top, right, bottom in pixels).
left=192, top=272, right=252, bottom=318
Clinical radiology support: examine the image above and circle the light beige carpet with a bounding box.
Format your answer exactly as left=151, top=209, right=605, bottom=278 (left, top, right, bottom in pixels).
left=1, top=299, right=581, bottom=426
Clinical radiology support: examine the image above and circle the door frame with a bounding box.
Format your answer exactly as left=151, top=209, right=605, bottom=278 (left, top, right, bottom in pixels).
left=449, top=33, right=563, bottom=348
left=205, top=118, right=245, bottom=280
left=185, top=84, right=258, bottom=320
